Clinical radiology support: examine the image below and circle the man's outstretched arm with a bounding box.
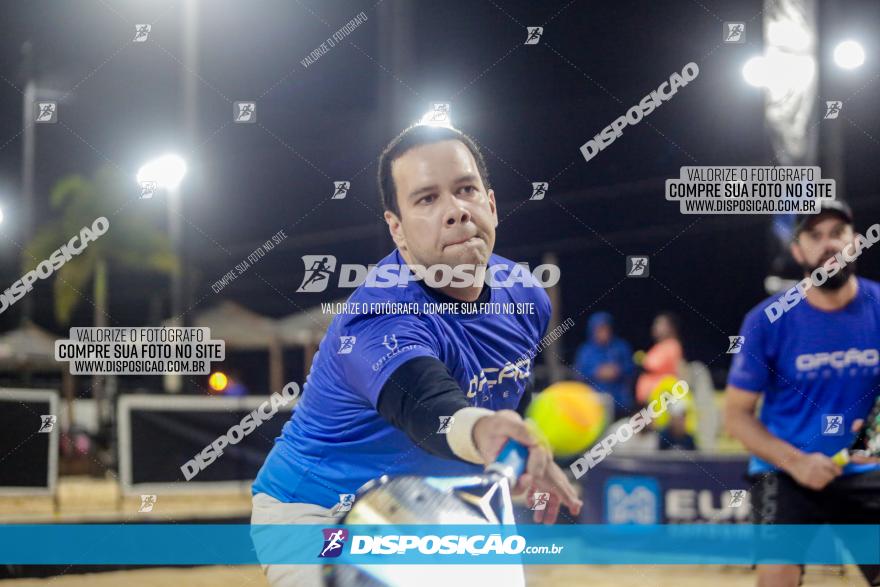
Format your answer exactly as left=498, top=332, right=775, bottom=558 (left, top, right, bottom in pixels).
left=376, top=356, right=581, bottom=523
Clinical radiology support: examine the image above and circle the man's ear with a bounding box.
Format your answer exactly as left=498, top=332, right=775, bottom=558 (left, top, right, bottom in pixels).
left=790, top=239, right=804, bottom=265
left=384, top=210, right=407, bottom=251
left=488, top=189, right=498, bottom=228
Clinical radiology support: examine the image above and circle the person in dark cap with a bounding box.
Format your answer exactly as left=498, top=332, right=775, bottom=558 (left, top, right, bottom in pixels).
left=725, top=200, right=880, bottom=587
left=573, top=312, right=636, bottom=420
left=791, top=200, right=859, bottom=289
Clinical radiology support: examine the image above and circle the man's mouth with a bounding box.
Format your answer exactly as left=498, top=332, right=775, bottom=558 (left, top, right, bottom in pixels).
left=445, top=235, right=481, bottom=248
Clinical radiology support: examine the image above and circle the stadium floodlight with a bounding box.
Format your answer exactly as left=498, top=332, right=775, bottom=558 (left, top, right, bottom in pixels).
left=136, top=154, right=187, bottom=189
left=834, top=40, right=865, bottom=69
left=767, top=21, right=811, bottom=52
left=742, top=53, right=815, bottom=95
left=742, top=56, right=768, bottom=87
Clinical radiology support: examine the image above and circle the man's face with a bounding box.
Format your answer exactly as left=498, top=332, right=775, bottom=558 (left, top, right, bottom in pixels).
left=651, top=316, right=671, bottom=341
left=791, top=216, right=856, bottom=290
left=384, top=140, right=497, bottom=269
left=594, top=324, right=612, bottom=345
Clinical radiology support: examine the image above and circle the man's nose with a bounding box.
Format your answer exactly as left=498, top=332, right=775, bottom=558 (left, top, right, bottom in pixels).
left=824, top=235, right=847, bottom=253
left=443, top=197, right=471, bottom=226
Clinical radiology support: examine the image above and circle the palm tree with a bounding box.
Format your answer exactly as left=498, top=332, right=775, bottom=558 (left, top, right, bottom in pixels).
left=23, top=165, right=178, bottom=325
left=22, top=165, right=179, bottom=455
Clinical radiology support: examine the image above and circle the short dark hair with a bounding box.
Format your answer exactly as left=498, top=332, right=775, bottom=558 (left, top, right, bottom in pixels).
left=377, top=124, right=491, bottom=217
left=656, top=311, right=681, bottom=336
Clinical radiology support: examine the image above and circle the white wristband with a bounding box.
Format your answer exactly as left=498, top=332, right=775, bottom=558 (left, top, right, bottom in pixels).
left=446, top=407, right=495, bottom=464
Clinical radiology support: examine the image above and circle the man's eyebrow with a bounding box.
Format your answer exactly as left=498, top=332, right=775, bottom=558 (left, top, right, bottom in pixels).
left=408, top=184, right=439, bottom=199
left=407, top=175, right=480, bottom=199
left=453, top=174, right=480, bottom=185
left=812, top=220, right=847, bottom=233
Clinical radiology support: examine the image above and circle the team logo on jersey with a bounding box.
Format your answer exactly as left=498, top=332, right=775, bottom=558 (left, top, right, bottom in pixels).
left=337, top=336, right=356, bottom=354
left=466, top=358, right=532, bottom=398
left=796, top=348, right=879, bottom=372
left=372, top=334, right=418, bottom=372
left=319, top=528, right=349, bottom=558
left=822, top=414, right=844, bottom=436
left=298, top=255, right=338, bottom=292
left=382, top=334, right=398, bottom=352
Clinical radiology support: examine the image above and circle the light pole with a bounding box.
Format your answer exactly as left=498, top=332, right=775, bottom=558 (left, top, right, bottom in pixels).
left=137, top=154, right=187, bottom=392
left=20, top=42, right=35, bottom=326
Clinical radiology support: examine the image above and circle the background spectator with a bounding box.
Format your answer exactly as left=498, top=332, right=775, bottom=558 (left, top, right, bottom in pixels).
left=573, top=312, right=636, bottom=420
left=636, top=312, right=685, bottom=405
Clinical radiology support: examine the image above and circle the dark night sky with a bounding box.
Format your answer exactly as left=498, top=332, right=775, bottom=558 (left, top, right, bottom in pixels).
left=0, top=0, right=878, bottom=386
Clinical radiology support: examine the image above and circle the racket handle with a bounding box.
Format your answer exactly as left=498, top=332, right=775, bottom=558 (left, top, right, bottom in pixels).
left=485, top=439, right=529, bottom=482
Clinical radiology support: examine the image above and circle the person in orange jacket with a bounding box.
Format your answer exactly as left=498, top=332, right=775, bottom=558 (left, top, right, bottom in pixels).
left=636, top=312, right=684, bottom=405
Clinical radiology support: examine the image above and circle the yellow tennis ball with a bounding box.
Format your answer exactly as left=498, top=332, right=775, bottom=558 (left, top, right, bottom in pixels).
left=526, top=381, right=606, bottom=457
left=649, top=375, right=696, bottom=433
left=632, top=349, right=646, bottom=366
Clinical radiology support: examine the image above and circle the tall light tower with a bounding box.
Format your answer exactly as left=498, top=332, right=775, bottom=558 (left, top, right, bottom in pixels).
left=137, top=154, right=187, bottom=392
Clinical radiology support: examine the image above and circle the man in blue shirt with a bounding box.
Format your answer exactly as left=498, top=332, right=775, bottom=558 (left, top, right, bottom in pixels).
left=251, top=124, right=582, bottom=587
left=573, top=312, right=636, bottom=419
left=725, top=201, right=880, bottom=587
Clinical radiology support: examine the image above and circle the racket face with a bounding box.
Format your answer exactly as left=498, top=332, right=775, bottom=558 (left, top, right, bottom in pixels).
left=326, top=441, right=528, bottom=585
left=344, top=475, right=491, bottom=525
left=327, top=476, right=492, bottom=587
left=329, top=475, right=525, bottom=587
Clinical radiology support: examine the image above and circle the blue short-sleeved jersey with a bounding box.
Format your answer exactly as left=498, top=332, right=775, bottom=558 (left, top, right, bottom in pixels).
left=727, top=277, right=880, bottom=475
left=252, top=249, right=552, bottom=507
